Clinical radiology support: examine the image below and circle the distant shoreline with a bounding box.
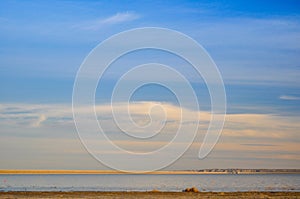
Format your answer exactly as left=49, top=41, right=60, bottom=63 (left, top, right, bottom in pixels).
left=0, top=169, right=299, bottom=175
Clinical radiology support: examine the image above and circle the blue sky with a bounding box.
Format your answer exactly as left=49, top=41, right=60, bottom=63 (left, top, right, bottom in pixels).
left=0, top=0, right=300, bottom=170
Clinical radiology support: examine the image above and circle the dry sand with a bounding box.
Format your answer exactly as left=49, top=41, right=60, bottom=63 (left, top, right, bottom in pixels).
left=0, top=191, right=299, bottom=199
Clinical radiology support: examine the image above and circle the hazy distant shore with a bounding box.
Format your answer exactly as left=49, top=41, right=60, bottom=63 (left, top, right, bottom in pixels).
left=0, top=169, right=300, bottom=175
left=0, top=191, right=299, bottom=199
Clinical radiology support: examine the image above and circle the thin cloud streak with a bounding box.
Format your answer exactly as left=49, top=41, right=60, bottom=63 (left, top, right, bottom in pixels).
left=31, top=114, right=46, bottom=127
left=75, top=12, right=140, bottom=30
left=279, top=95, right=300, bottom=100
left=100, top=12, right=139, bottom=25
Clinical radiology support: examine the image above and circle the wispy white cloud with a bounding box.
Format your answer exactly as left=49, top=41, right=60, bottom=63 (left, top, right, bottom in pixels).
left=279, top=95, right=300, bottom=100
left=31, top=114, right=47, bottom=127
left=76, top=12, right=140, bottom=30
left=99, top=12, right=139, bottom=25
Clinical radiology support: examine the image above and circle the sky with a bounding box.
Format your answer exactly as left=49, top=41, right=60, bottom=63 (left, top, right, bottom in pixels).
left=0, top=0, right=300, bottom=170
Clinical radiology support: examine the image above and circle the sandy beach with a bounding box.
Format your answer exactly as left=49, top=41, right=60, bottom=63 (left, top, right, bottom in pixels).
left=0, top=191, right=299, bottom=199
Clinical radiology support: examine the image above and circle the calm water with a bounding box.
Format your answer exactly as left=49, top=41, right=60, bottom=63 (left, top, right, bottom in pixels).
left=0, top=174, right=299, bottom=192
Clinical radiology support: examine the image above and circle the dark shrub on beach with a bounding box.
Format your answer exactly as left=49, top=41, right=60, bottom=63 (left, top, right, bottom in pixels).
left=183, top=187, right=199, bottom=192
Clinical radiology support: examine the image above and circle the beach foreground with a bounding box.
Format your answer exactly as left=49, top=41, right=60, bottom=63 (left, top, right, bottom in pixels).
left=0, top=192, right=299, bottom=199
